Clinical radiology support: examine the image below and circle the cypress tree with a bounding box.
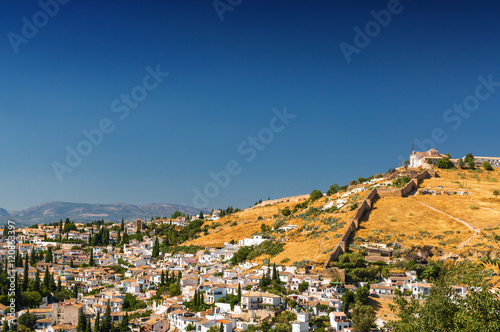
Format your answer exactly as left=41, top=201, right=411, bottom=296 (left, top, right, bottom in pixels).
left=94, top=312, right=100, bottom=332
left=14, top=272, right=21, bottom=311
left=77, top=310, right=87, bottom=332
left=22, top=253, right=29, bottom=291
left=237, top=283, right=241, bottom=302
left=43, top=266, right=50, bottom=290
left=119, top=312, right=130, bottom=332
left=89, top=249, right=95, bottom=267
left=50, top=272, right=57, bottom=291
left=100, top=300, right=112, bottom=332
left=121, top=218, right=124, bottom=231
left=34, top=269, right=40, bottom=292
left=160, top=270, right=165, bottom=286
left=152, top=238, right=160, bottom=258
left=30, top=248, right=36, bottom=265
left=123, top=229, right=129, bottom=244
left=45, top=247, right=53, bottom=263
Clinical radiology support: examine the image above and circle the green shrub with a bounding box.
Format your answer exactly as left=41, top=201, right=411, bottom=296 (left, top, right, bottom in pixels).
left=483, top=161, right=493, bottom=171
left=393, top=176, right=412, bottom=188
left=436, top=157, right=455, bottom=169
left=281, top=207, right=291, bottom=216
left=305, top=207, right=321, bottom=216
left=309, top=190, right=323, bottom=202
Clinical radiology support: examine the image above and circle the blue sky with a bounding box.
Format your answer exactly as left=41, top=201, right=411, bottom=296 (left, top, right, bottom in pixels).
left=1, top=0, right=500, bottom=211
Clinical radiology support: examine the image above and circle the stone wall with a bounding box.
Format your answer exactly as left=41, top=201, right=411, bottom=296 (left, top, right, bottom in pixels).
left=376, top=188, right=402, bottom=198
left=322, top=170, right=432, bottom=271
left=323, top=189, right=379, bottom=269
left=401, top=170, right=430, bottom=197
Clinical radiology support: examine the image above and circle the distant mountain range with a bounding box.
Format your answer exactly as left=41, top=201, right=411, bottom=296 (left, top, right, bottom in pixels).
left=0, top=201, right=208, bottom=225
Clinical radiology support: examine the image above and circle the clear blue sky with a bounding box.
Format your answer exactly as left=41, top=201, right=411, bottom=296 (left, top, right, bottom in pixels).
left=1, top=0, right=500, bottom=211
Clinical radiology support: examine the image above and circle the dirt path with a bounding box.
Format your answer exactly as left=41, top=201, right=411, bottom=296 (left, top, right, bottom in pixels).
left=410, top=199, right=480, bottom=259
left=411, top=200, right=480, bottom=232
left=479, top=206, right=500, bottom=214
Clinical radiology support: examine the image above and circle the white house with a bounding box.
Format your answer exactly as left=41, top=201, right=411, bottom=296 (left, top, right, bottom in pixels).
left=239, top=236, right=267, bottom=247
left=411, top=283, right=433, bottom=298
left=240, top=291, right=281, bottom=310
left=291, top=313, right=309, bottom=332
left=329, top=312, right=351, bottom=331
left=206, top=286, right=228, bottom=303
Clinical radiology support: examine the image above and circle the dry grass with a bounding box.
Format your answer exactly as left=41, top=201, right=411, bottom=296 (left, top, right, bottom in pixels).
left=354, top=196, right=470, bottom=251
left=185, top=189, right=370, bottom=266
left=356, top=167, right=500, bottom=259
left=367, top=295, right=399, bottom=322
left=186, top=167, right=500, bottom=265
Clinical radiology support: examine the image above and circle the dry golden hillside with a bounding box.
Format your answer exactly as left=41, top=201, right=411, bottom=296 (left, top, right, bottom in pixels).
left=186, top=166, right=500, bottom=266
left=354, top=167, right=500, bottom=260
left=185, top=189, right=368, bottom=267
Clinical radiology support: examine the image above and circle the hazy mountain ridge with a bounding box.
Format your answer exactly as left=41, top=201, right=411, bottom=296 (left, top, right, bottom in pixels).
left=0, top=201, right=208, bottom=225
left=0, top=208, right=10, bottom=217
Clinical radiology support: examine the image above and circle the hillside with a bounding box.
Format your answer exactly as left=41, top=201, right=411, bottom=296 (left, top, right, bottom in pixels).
left=186, top=183, right=374, bottom=268
left=0, top=201, right=208, bottom=225
left=355, top=167, right=500, bottom=260
left=186, top=166, right=500, bottom=268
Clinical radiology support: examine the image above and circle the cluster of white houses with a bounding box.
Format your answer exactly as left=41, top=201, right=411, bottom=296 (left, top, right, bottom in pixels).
left=0, top=210, right=481, bottom=332
left=410, top=149, right=500, bottom=168
left=0, top=220, right=358, bottom=332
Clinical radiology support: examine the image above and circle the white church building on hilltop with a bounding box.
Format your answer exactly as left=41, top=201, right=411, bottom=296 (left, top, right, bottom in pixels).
left=410, top=149, right=450, bottom=168
left=410, top=149, right=500, bottom=168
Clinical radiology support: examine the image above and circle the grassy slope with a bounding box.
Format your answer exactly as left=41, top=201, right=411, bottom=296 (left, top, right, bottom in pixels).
left=355, top=167, right=500, bottom=259
left=185, top=191, right=366, bottom=267
left=186, top=167, right=500, bottom=266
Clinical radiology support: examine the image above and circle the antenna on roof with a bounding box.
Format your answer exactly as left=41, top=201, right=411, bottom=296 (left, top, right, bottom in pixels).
left=411, top=141, right=415, bottom=153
